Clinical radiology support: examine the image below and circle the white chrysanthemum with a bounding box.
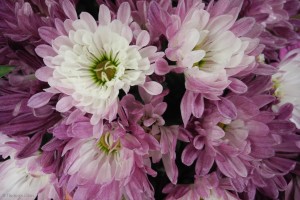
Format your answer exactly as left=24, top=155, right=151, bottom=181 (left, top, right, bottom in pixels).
left=64, top=132, right=134, bottom=185
left=272, top=49, right=300, bottom=128
left=0, top=157, right=57, bottom=200
left=31, top=3, right=162, bottom=124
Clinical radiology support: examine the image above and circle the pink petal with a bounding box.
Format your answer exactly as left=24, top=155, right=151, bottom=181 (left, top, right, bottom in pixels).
left=38, top=27, right=59, bottom=44
left=230, top=17, right=255, bottom=37
left=228, top=156, right=248, bottom=177
left=141, top=81, right=163, bottom=95
left=162, top=154, right=178, bottom=184
left=17, top=133, right=43, bottom=158
left=117, top=2, right=131, bottom=24
left=148, top=2, right=170, bottom=36
left=181, top=144, right=198, bottom=166
left=35, top=67, right=53, bottom=82
left=136, top=30, right=150, bottom=47
left=80, top=12, right=97, bottom=32
left=254, top=63, right=277, bottom=75
left=121, top=134, right=141, bottom=149
left=66, top=109, right=86, bottom=124
left=32, top=105, right=54, bottom=118
left=246, top=120, right=269, bottom=136
left=251, top=95, right=275, bottom=108
left=62, top=138, right=82, bottom=155
left=91, top=114, right=101, bottom=126
left=228, top=78, right=248, bottom=94
left=160, top=127, right=178, bottom=157
left=192, top=94, right=204, bottom=118
left=27, top=92, right=55, bottom=108
left=277, top=103, right=293, bottom=120
left=195, top=150, right=214, bottom=175
left=143, top=118, right=156, bottom=127
left=56, top=96, right=73, bottom=112
left=182, top=50, right=205, bottom=67
left=35, top=44, right=56, bottom=58
left=193, top=135, right=204, bottom=150
left=154, top=102, right=167, bottom=115
left=138, top=86, right=152, bottom=104
left=155, top=58, right=170, bottom=75
left=71, top=122, right=93, bottom=138
left=98, top=5, right=111, bottom=25
left=180, top=91, right=195, bottom=127
left=93, top=120, right=103, bottom=137
left=209, top=0, right=229, bottom=17
left=216, top=97, right=237, bottom=119
left=62, top=0, right=77, bottom=20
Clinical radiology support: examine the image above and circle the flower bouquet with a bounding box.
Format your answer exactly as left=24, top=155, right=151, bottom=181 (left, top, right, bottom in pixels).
left=0, top=0, right=300, bottom=199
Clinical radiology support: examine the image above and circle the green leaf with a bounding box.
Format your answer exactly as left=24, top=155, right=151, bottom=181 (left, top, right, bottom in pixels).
left=0, top=65, right=14, bottom=78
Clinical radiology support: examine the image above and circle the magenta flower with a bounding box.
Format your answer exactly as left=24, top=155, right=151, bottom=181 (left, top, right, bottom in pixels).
left=242, top=0, right=300, bottom=60
left=180, top=93, right=298, bottom=199
left=119, top=89, right=180, bottom=184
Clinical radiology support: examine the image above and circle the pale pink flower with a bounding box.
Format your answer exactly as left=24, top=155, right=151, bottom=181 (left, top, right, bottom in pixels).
left=63, top=132, right=134, bottom=185
left=0, top=133, right=59, bottom=200
left=149, top=0, right=259, bottom=125
left=0, top=157, right=59, bottom=200
left=272, top=49, right=300, bottom=128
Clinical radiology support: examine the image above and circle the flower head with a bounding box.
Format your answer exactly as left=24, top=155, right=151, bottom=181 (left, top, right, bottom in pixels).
left=149, top=0, right=259, bottom=125
left=0, top=158, right=59, bottom=200
left=30, top=2, right=163, bottom=125
left=63, top=127, right=135, bottom=185
left=272, top=49, right=300, bottom=128
left=0, top=133, right=59, bottom=200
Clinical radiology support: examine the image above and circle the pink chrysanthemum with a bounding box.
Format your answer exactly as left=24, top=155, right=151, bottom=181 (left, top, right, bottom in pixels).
left=0, top=158, right=59, bottom=200
left=119, top=90, right=180, bottom=184
left=242, top=0, right=300, bottom=60
left=63, top=127, right=134, bottom=185
left=149, top=0, right=261, bottom=125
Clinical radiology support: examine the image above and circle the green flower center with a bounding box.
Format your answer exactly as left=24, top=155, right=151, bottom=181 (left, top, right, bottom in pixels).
left=193, top=59, right=206, bottom=69
left=97, top=132, right=121, bottom=154
left=192, top=42, right=206, bottom=69
left=95, top=60, right=117, bottom=81
left=217, top=122, right=228, bottom=131
left=90, top=52, right=120, bottom=85
left=272, top=78, right=283, bottom=98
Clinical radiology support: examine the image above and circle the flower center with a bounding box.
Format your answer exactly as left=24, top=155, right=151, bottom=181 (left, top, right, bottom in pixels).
left=94, top=60, right=117, bottom=82
left=217, top=122, right=228, bottom=130
left=90, top=52, right=120, bottom=85
left=272, top=78, right=283, bottom=98
left=193, top=59, right=206, bottom=69
left=97, top=132, right=121, bottom=154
